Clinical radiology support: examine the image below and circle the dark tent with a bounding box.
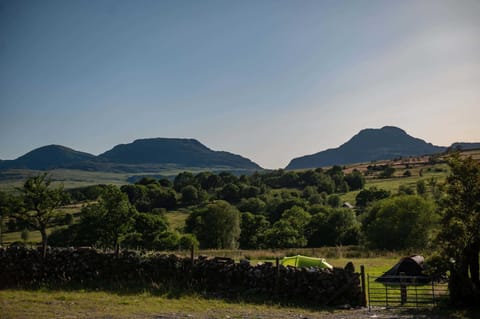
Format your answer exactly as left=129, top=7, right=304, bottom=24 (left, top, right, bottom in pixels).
left=375, top=255, right=431, bottom=285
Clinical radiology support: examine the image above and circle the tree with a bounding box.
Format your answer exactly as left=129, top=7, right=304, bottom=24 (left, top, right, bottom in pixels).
left=12, top=174, right=63, bottom=258
left=326, top=165, right=348, bottom=192
left=131, top=212, right=169, bottom=249
left=76, top=185, right=137, bottom=255
left=181, top=185, right=200, bottom=205
left=219, top=183, right=241, bottom=203
left=0, top=191, right=16, bottom=246
left=186, top=200, right=241, bottom=249
left=307, top=207, right=360, bottom=247
left=174, top=171, right=197, bottom=191
left=264, top=206, right=310, bottom=248
left=355, top=187, right=390, bottom=211
left=148, top=186, right=177, bottom=210
left=380, top=165, right=395, bottom=178
left=265, top=220, right=307, bottom=248
left=435, top=154, right=480, bottom=305
left=344, top=170, right=365, bottom=191
left=416, top=180, right=427, bottom=197
left=239, top=212, right=270, bottom=249
left=327, top=194, right=341, bottom=208
left=179, top=233, right=199, bottom=250
left=237, top=197, right=266, bottom=213
left=361, top=195, right=437, bottom=250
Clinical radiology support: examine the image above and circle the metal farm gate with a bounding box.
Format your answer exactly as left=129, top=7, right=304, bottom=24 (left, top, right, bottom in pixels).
left=366, top=274, right=449, bottom=309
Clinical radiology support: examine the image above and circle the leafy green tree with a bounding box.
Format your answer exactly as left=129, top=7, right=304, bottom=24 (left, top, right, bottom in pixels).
left=158, top=178, right=173, bottom=188
left=194, top=171, right=212, bottom=190
left=240, top=185, right=261, bottom=198
left=380, top=165, right=395, bottom=178
left=435, top=154, right=480, bottom=305
left=307, top=207, right=360, bottom=246
left=219, top=172, right=238, bottom=184
left=355, top=187, right=390, bottom=211
left=266, top=195, right=308, bottom=223
left=179, top=233, right=199, bottom=250
left=300, top=170, right=335, bottom=194
left=136, top=177, right=160, bottom=186
left=265, top=220, right=307, bottom=248
left=327, top=194, right=341, bottom=208
left=12, top=174, right=64, bottom=257
left=302, top=186, right=317, bottom=199
left=153, top=231, right=181, bottom=250
left=79, top=185, right=138, bottom=255
left=264, top=206, right=310, bottom=248
left=181, top=185, right=200, bottom=205
left=132, top=212, right=169, bottom=248
left=281, top=205, right=311, bottom=231
left=326, top=165, right=349, bottom=192
left=361, top=195, right=437, bottom=250
left=239, top=212, right=270, bottom=249
left=174, top=172, right=197, bottom=191
left=0, top=191, right=15, bottom=246
left=278, top=171, right=300, bottom=188
left=121, top=184, right=149, bottom=211
left=398, top=184, right=415, bottom=195
left=148, top=186, right=177, bottom=210
left=344, top=169, right=365, bottom=191
left=186, top=200, right=241, bottom=249
left=205, top=174, right=223, bottom=189
left=219, top=183, right=241, bottom=203
left=416, top=180, right=427, bottom=197
left=237, top=197, right=266, bottom=213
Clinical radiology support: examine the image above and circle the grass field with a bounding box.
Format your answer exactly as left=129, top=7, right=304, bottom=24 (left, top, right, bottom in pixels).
left=3, top=288, right=479, bottom=319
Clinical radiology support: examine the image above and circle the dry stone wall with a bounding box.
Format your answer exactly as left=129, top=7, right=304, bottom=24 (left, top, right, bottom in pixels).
left=0, top=247, right=362, bottom=306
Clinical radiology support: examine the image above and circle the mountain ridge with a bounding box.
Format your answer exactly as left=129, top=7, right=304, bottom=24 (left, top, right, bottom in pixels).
left=0, top=138, right=262, bottom=172
left=1, top=128, right=478, bottom=173
left=285, top=126, right=466, bottom=169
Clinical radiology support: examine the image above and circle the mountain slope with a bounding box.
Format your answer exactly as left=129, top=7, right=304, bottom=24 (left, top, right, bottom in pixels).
left=286, top=126, right=446, bottom=169
left=450, top=142, right=480, bottom=150
left=98, top=138, right=261, bottom=169
left=0, top=145, right=96, bottom=170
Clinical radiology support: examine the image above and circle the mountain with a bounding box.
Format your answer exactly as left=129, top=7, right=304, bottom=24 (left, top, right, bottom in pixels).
left=0, top=138, right=262, bottom=172
left=98, top=138, right=261, bottom=169
left=450, top=142, right=480, bottom=150
left=0, top=145, right=96, bottom=170
left=286, top=126, right=447, bottom=169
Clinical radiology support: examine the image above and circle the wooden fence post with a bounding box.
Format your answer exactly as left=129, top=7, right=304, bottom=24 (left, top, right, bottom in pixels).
left=190, top=245, right=195, bottom=265
left=360, top=265, right=367, bottom=307
left=275, top=257, right=280, bottom=294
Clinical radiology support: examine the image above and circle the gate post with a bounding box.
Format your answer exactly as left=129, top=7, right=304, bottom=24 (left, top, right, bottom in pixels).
left=360, top=265, right=367, bottom=307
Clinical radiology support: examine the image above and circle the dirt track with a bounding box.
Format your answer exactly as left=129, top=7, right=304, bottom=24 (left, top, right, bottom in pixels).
left=147, top=307, right=462, bottom=319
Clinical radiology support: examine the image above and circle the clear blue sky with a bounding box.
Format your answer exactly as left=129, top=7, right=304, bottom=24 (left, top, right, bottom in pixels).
left=1, top=0, right=479, bottom=168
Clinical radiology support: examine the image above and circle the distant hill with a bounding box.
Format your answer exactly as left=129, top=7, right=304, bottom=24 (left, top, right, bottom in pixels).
left=286, top=126, right=447, bottom=169
left=98, top=138, right=261, bottom=169
left=0, top=145, right=96, bottom=170
left=0, top=138, right=262, bottom=172
left=450, top=142, right=480, bottom=151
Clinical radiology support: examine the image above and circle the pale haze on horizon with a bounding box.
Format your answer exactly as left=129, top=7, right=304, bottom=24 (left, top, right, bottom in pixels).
left=1, top=0, right=479, bottom=169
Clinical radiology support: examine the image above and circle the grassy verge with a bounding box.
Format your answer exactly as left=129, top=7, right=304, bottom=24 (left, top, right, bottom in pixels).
left=1, top=288, right=479, bottom=319
left=0, top=289, right=357, bottom=319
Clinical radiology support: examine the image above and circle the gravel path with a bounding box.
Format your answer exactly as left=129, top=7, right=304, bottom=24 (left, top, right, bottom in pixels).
left=149, top=307, right=450, bottom=319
